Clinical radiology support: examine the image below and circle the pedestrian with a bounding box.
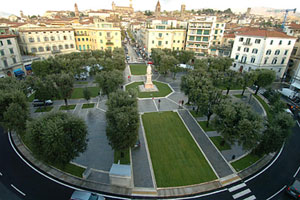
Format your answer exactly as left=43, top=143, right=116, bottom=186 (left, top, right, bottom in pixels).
left=182, top=100, right=184, bottom=106
left=158, top=99, right=161, bottom=110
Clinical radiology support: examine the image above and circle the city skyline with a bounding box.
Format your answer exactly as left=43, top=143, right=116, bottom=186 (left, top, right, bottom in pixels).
left=1, top=0, right=300, bottom=16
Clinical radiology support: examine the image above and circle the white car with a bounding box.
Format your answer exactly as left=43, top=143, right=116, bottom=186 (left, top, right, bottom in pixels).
left=70, top=190, right=104, bottom=200
left=277, top=88, right=298, bottom=99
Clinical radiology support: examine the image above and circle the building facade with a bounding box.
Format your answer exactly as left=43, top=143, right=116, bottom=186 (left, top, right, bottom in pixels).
left=18, top=24, right=77, bottom=59
left=230, top=29, right=296, bottom=78
left=0, top=34, right=24, bottom=77
left=186, top=16, right=225, bottom=57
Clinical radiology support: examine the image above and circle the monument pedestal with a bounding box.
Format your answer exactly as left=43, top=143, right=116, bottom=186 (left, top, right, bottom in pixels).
left=138, top=84, right=158, bottom=92
left=138, top=64, right=159, bottom=92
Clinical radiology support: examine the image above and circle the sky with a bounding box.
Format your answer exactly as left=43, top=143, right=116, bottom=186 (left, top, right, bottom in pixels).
left=1, top=0, right=300, bottom=16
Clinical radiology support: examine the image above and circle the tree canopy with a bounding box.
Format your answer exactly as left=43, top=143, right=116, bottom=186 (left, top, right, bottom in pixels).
left=95, top=70, right=123, bottom=96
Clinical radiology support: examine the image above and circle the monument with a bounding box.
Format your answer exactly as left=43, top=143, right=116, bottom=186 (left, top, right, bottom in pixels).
left=139, top=64, right=158, bottom=92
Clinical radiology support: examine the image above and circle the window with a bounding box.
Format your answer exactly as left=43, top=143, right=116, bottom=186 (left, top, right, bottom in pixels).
left=52, top=46, right=58, bottom=51
left=203, top=37, right=208, bottom=41
left=244, top=47, right=249, bottom=52
left=7, top=40, right=12, bottom=45
left=31, top=47, right=37, bottom=53
left=279, top=40, right=282, bottom=45
left=275, top=50, right=280, bottom=55
left=220, top=30, right=223, bottom=33
left=63, top=36, right=67, bottom=40
left=158, top=33, right=163, bottom=37
left=59, top=45, right=63, bottom=50
left=9, top=48, right=14, bottom=54
left=272, top=57, right=277, bottom=64
left=235, top=54, right=239, bottom=60
left=79, top=45, right=82, bottom=51
left=182, top=40, right=184, bottom=43
left=70, top=44, right=74, bottom=48
left=51, top=36, right=55, bottom=41
left=0, top=50, right=5, bottom=56
left=215, top=30, right=218, bottom=34
left=252, top=48, right=258, bottom=54
left=37, top=37, right=40, bottom=42
left=158, top=41, right=162, bottom=46
left=288, top=40, right=291, bottom=45
left=204, top=30, right=209, bottom=35
left=233, top=63, right=236, bottom=68
left=38, top=47, right=44, bottom=52
left=46, top=46, right=51, bottom=51
left=165, top=41, right=168, bottom=44
left=99, top=32, right=102, bottom=36
left=44, top=37, right=49, bottom=41
left=241, top=55, right=247, bottom=63
left=189, top=36, right=195, bottom=40
left=115, top=32, right=118, bottom=36
left=245, top=38, right=251, bottom=44
left=3, top=59, right=8, bottom=67
left=216, top=24, right=219, bottom=28
left=65, top=44, right=69, bottom=49
left=278, top=68, right=281, bottom=72
left=78, top=38, right=80, bottom=41
left=264, top=57, right=268, bottom=64
left=83, top=45, right=86, bottom=50
left=196, top=36, right=201, bottom=41
left=86, top=38, right=88, bottom=41
left=173, top=40, right=175, bottom=43
left=0, top=41, right=3, bottom=46
left=12, top=57, right=17, bottom=64
left=239, top=37, right=244, bottom=42
left=237, top=46, right=241, bottom=51
left=214, top=36, right=217, bottom=39
left=29, top=37, right=34, bottom=43
left=270, top=40, right=273, bottom=45
left=177, top=40, right=180, bottom=43
left=87, top=45, right=89, bottom=50
left=292, top=47, right=298, bottom=55
left=266, top=50, right=271, bottom=55
left=251, top=57, right=255, bottom=63
left=197, top=30, right=202, bottom=35
left=152, top=40, right=154, bottom=44
left=284, top=50, right=288, bottom=55
left=255, top=39, right=261, bottom=44
left=100, top=40, right=103, bottom=43
left=281, top=58, right=286, bottom=64
left=82, top=38, right=85, bottom=41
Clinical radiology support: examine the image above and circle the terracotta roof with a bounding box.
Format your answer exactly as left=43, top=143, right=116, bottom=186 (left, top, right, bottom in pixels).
left=289, top=23, right=300, bottom=30
left=236, top=29, right=296, bottom=39
left=153, top=16, right=177, bottom=20
left=224, top=33, right=235, bottom=38
left=0, top=34, right=17, bottom=39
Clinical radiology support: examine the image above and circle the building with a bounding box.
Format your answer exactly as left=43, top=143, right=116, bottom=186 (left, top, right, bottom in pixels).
left=154, top=0, right=161, bottom=16
left=18, top=24, right=77, bottom=59
left=74, top=3, right=79, bottom=18
left=180, top=4, right=186, bottom=17
left=73, top=19, right=121, bottom=51
left=112, top=0, right=133, bottom=14
left=230, top=29, right=296, bottom=78
left=185, top=16, right=225, bottom=57
left=0, top=34, right=24, bottom=78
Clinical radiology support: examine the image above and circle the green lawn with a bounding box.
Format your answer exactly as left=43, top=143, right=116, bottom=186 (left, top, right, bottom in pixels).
left=59, top=104, right=76, bottom=110
left=125, top=81, right=172, bottom=98
left=234, top=94, right=244, bottom=99
left=70, top=87, right=99, bottom=99
left=198, top=121, right=216, bottom=132
left=52, top=163, right=85, bottom=178
left=231, top=153, right=262, bottom=172
left=142, top=111, right=217, bottom=187
left=74, top=81, right=89, bottom=85
left=130, top=64, right=147, bottom=75
left=82, top=103, right=95, bottom=109
left=27, top=94, right=35, bottom=102
left=253, top=94, right=271, bottom=119
left=114, top=149, right=130, bottom=164
left=189, top=110, right=203, bottom=118
left=210, top=136, right=231, bottom=151
left=35, top=106, right=53, bottom=113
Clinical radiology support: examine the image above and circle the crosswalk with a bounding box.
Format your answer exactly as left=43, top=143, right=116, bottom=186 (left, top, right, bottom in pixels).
left=228, top=182, right=256, bottom=200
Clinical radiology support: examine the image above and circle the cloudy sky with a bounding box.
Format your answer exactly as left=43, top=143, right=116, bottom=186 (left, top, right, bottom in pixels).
left=2, top=0, right=300, bottom=16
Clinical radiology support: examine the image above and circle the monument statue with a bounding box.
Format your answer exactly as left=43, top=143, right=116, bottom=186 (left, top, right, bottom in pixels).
left=138, top=64, right=158, bottom=92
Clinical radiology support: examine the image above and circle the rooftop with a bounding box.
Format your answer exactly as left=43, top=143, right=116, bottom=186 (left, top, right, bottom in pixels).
left=236, top=29, right=296, bottom=39
left=0, top=34, right=17, bottom=39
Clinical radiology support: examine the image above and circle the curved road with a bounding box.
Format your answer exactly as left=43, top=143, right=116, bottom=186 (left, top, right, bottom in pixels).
left=1, top=120, right=300, bottom=200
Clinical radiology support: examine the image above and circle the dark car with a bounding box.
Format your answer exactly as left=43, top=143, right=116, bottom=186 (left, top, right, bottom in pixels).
left=32, top=99, right=53, bottom=107
left=286, top=179, right=300, bottom=199
left=70, top=190, right=104, bottom=200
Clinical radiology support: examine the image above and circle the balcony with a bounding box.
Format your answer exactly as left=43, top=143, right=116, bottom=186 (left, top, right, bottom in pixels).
left=156, top=36, right=164, bottom=40
left=51, top=50, right=61, bottom=54
left=105, top=35, right=114, bottom=40
left=243, top=42, right=252, bottom=46
left=106, top=42, right=114, bottom=46
left=75, top=33, right=89, bottom=36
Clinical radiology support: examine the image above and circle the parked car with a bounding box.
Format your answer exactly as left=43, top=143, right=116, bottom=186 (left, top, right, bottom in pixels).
left=286, top=179, right=300, bottom=199
left=32, top=99, right=53, bottom=107
left=70, top=190, right=104, bottom=200
left=75, top=73, right=87, bottom=80
left=278, top=88, right=299, bottom=99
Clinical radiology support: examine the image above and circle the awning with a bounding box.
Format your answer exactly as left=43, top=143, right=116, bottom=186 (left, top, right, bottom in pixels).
left=13, top=68, right=25, bottom=76
left=25, top=64, right=32, bottom=71
left=291, top=82, right=300, bottom=89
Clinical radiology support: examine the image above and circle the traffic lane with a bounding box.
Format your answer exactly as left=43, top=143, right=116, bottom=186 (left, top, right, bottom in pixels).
left=246, top=124, right=300, bottom=199
left=0, top=128, right=74, bottom=200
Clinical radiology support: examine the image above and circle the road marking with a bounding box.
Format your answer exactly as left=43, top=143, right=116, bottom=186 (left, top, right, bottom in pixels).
left=293, top=165, right=300, bottom=177
left=297, top=121, right=300, bottom=127
left=11, top=184, right=26, bottom=196
left=232, top=189, right=251, bottom=199
left=243, top=195, right=256, bottom=200
left=228, top=182, right=247, bottom=192
left=0, top=172, right=2, bottom=176
left=266, top=185, right=286, bottom=200
left=245, top=143, right=284, bottom=183
left=153, top=99, right=158, bottom=111
left=174, top=188, right=228, bottom=200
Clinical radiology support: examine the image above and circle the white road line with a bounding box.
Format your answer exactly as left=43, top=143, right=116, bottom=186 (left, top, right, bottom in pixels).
left=293, top=166, right=300, bottom=177
left=153, top=99, right=159, bottom=111
left=228, top=183, right=247, bottom=192
left=243, top=195, right=256, bottom=200
left=173, top=188, right=228, bottom=200
left=297, top=121, right=300, bottom=127
left=0, top=172, right=2, bottom=176
left=245, top=143, right=284, bottom=183
left=11, top=184, right=26, bottom=196
left=266, top=185, right=286, bottom=200
left=232, top=189, right=251, bottom=199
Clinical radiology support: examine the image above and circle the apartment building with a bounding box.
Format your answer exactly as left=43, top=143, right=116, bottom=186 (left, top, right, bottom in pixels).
left=186, top=16, right=225, bottom=57
left=230, top=29, right=296, bottom=78
left=0, top=34, right=24, bottom=77
left=18, top=24, right=77, bottom=59
left=74, top=20, right=121, bottom=51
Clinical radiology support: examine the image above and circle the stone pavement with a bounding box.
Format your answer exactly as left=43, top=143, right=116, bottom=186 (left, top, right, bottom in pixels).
left=177, top=109, right=235, bottom=178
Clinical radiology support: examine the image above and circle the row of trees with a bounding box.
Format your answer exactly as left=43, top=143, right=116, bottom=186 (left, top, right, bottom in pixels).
left=31, top=48, right=126, bottom=77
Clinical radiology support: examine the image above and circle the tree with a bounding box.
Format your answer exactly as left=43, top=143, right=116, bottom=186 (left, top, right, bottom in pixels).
left=240, top=71, right=257, bottom=96
left=151, top=48, right=165, bottom=66
left=254, top=69, right=276, bottom=95
left=26, top=112, right=88, bottom=165
left=254, top=112, right=294, bottom=155
left=223, top=70, right=239, bottom=95
left=52, top=73, right=74, bottom=106
left=31, top=60, right=50, bottom=77
left=3, top=103, right=28, bottom=134
left=159, top=55, right=179, bottom=77
left=83, top=87, right=91, bottom=102
left=173, top=50, right=194, bottom=64
left=70, top=12, right=75, bottom=17
left=214, top=101, right=263, bottom=150
left=33, top=77, right=57, bottom=107
left=95, top=70, right=123, bottom=96
left=106, top=90, right=139, bottom=151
